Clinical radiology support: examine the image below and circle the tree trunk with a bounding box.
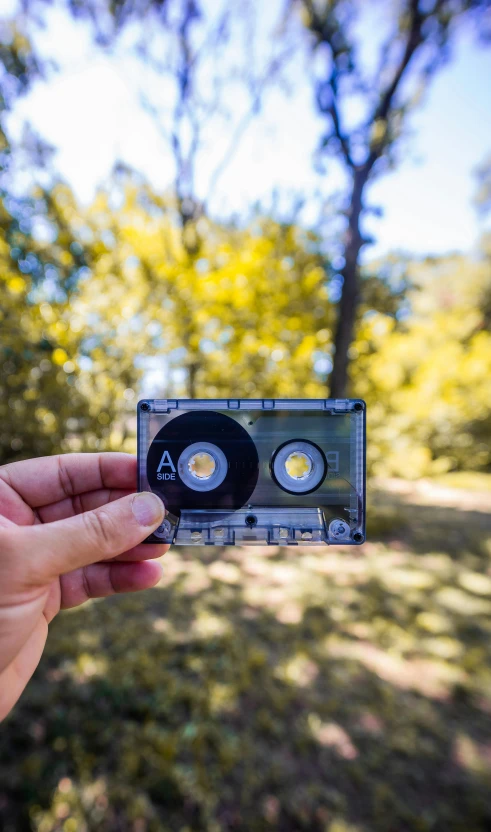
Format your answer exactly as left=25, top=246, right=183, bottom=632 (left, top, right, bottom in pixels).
left=329, top=168, right=367, bottom=399
left=188, top=359, right=198, bottom=398
left=180, top=207, right=201, bottom=400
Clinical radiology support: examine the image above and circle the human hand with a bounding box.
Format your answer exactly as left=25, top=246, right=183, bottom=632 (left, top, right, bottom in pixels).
left=0, top=453, right=167, bottom=721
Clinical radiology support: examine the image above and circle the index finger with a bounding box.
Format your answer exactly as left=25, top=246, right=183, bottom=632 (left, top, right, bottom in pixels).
left=0, top=453, right=137, bottom=509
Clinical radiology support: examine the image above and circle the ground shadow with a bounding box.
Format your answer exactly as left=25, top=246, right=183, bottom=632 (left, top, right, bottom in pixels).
left=1, top=486, right=491, bottom=831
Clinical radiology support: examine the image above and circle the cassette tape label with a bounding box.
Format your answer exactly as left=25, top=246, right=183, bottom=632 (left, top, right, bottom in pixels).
left=156, top=450, right=176, bottom=479
left=138, top=399, right=366, bottom=546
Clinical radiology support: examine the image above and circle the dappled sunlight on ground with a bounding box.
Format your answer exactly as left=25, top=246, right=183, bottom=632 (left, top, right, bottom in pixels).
left=1, top=477, right=491, bottom=830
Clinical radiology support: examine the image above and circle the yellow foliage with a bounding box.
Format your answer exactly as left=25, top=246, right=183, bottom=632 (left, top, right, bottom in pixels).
left=8, top=276, right=25, bottom=293
left=51, top=348, right=68, bottom=365
left=352, top=255, right=491, bottom=475
left=1, top=179, right=490, bottom=475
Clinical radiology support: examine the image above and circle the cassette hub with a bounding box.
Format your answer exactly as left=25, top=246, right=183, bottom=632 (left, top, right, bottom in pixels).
left=271, top=440, right=327, bottom=494
left=177, top=442, right=228, bottom=491
left=188, top=452, right=215, bottom=479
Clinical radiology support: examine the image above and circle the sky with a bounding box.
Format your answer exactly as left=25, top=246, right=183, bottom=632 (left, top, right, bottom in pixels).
left=4, top=0, right=491, bottom=259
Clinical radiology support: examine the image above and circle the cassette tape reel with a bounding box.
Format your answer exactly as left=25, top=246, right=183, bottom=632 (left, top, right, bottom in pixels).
left=137, top=399, right=366, bottom=546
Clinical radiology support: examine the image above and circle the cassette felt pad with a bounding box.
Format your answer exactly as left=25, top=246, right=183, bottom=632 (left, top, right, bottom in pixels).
left=138, top=399, right=366, bottom=546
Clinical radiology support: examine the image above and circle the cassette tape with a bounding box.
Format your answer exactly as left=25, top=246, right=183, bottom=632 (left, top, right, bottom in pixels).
left=137, top=399, right=366, bottom=546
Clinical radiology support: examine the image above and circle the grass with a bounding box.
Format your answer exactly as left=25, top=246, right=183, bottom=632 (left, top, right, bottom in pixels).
left=1, top=479, right=491, bottom=832
left=424, top=472, right=491, bottom=493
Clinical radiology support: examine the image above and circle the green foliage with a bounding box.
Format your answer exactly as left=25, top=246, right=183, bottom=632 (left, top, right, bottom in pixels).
left=352, top=254, right=491, bottom=477
left=0, top=19, right=44, bottom=120
left=1, top=480, right=491, bottom=830
left=1, top=2, right=490, bottom=474
left=1, top=174, right=490, bottom=475
left=82, top=181, right=333, bottom=399
left=294, top=0, right=491, bottom=398
left=0, top=184, right=144, bottom=463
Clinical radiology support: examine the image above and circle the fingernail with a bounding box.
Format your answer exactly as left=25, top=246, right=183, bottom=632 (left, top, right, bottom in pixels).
left=132, top=492, right=165, bottom=527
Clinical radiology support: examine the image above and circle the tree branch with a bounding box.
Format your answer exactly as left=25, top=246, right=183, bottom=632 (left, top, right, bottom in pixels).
left=364, top=0, right=424, bottom=171
left=302, top=0, right=354, bottom=167
left=316, top=73, right=354, bottom=169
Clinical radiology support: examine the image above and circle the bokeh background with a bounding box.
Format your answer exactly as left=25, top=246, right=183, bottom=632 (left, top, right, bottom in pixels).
left=1, top=1, right=491, bottom=830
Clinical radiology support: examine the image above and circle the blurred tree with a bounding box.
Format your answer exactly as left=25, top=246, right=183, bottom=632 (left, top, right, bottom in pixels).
left=122, top=0, right=293, bottom=394
left=2, top=163, right=489, bottom=473
left=0, top=0, right=292, bottom=464
left=0, top=173, right=150, bottom=464
left=0, top=164, right=336, bottom=462
left=0, top=21, right=42, bottom=167
left=75, top=173, right=333, bottom=399
left=9, top=0, right=292, bottom=396
left=0, top=24, right=80, bottom=461
left=352, top=251, right=491, bottom=476
left=2, top=2, right=490, bottom=477
left=0, top=16, right=146, bottom=463
left=295, top=0, right=491, bottom=397
left=475, top=154, right=491, bottom=215
left=474, top=153, right=491, bottom=334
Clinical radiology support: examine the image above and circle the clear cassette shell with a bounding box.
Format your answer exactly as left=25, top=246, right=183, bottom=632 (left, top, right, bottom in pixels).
left=138, top=398, right=366, bottom=546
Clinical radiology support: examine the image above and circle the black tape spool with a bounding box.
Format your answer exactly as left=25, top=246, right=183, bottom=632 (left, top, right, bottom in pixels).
left=146, top=410, right=259, bottom=519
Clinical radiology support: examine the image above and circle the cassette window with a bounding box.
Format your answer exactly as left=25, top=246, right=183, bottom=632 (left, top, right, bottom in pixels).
left=137, top=399, right=366, bottom=546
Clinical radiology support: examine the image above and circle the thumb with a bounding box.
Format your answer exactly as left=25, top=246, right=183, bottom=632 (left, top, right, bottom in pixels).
left=7, top=492, right=165, bottom=583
